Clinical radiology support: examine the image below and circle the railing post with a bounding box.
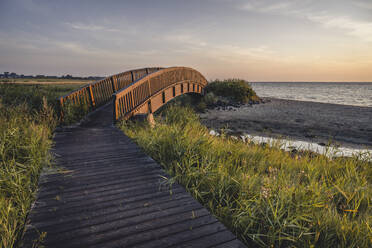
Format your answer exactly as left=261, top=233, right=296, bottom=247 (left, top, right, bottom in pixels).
left=130, top=91, right=135, bottom=109
left=147, top=79, right=151, bottom=95
left=88, top=85, right=96, bottom=108
left=110, top=77, right=117, bottom=92
left=113, top=94, right=118, bottom=122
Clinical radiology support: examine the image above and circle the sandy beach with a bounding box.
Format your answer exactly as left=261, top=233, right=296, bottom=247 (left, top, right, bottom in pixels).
left=200, top=97, right=372, bottom=149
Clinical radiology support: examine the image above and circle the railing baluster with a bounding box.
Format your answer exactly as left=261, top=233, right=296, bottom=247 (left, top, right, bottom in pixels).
left=88, top=85, right=95, bottom=107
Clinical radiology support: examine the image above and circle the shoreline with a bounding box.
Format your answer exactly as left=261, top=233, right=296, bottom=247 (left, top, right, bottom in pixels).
left=199, top=97, right=372, bottom=150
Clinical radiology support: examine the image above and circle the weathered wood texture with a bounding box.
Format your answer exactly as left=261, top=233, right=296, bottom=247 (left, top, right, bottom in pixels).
left=59, top=67, right=163, bottom=117
left=113, top=67, right=208, bottom=121
left=58, top=66, right=207, bottom=123
left=23, top=103, right=245, bottom=247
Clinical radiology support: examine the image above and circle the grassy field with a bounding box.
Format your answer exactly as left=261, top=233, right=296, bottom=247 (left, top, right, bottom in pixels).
left=0, top=78, right=90, bottom=85
left=0, top=83, right=85, bottom=109
left=0, top=83, right=84, bottom=248
left=119, top=92, right=372, bottom=247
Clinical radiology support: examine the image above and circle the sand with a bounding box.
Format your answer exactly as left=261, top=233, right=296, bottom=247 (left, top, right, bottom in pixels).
left=199, top=98, right=372, bottom=149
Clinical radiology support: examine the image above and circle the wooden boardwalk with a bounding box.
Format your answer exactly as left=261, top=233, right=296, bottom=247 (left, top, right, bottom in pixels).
left=24, top=104, right=245, bottom=247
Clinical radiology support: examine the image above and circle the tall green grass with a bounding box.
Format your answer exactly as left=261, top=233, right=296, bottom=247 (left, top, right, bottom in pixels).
left=0, top=83, right=84, bottom=112
left=119, top=105, right=372, bottom=248
left=0, top=83, right=83, bottom=247
left=0, top=101, right=55, bottom=248
left=0, top=83, right=88, bottom=125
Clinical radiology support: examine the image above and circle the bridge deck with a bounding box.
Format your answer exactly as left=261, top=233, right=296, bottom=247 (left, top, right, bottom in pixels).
left=24, top=104, right=245, bottom=247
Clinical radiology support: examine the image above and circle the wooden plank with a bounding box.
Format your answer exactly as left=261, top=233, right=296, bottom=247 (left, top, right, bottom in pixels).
left=213, top=239, right=247, bottom=248
left=31, top=192, right=192, bottom=230
left=173, top=230, right=239, bottom=248
left=31, top=197, right=201, bottom=240
left=91, top=217, right=219, bottom=248
left=30, top=187, right=187, bottom=223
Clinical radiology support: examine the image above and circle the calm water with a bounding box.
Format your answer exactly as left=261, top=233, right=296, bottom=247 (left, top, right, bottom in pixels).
left=251, top=82, right=372, bottom=107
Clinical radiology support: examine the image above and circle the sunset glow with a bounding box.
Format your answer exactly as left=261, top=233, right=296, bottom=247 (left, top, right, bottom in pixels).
left=1, top=0, right=371, bottom=81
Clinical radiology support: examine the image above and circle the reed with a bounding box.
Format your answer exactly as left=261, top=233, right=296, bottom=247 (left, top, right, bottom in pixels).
left=0, top=83, right=83, bottom=247
left=0, top=102, right=54, bottom=247
left=119, top=105, right=372, bottom=248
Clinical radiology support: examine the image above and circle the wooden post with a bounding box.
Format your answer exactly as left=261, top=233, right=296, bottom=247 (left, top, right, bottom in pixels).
left=131, top=71, right=134, bottom=82
left=147, top=79, right=151, bottom=95
left=147, top=100, right=155, bottom=128
left=88, top=85, right=96, bottom=107
left=147, top=113, right=155, bottom=128
left=113, top=94, right=118, bottom=122
left=130, top=91, right=135, bottom=109
left=110, top=77, right=117, bottom=92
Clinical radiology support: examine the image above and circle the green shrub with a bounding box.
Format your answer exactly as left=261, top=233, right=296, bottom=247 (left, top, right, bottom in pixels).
left=203, top=92, right=218, bottom=106
left=195, top=101, right=207, bottom=112
left=205, top=79, right=259, bottom=103
left=119, top=105, right=372, bottom=248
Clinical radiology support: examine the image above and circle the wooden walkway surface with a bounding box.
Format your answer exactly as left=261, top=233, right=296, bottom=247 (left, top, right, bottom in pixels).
left=24, top=104, right=245, bottom=247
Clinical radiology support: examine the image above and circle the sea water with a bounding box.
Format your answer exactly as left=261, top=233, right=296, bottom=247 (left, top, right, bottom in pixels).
left=209, top=130, right=371, bottom=161
left=240, top=82, right=372, bottom=158
left=251, top=82, right=372, bottom=107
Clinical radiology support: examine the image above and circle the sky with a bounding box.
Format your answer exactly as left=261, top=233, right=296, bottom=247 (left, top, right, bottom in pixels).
left=0, top=0, right=372, bottom=81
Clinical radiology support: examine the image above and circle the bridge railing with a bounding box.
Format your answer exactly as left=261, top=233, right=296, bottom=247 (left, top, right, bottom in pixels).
left=113, top=67, right=208, bottom=121
left=58, top=67, right=162, bottom=118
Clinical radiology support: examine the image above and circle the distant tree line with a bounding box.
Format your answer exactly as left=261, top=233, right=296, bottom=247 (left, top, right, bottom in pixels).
left=0, top=71, right=104, bottom=80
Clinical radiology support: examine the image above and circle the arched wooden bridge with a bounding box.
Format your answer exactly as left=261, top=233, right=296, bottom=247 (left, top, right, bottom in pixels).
left=58, top=67, right=207, bottom=122
left=24, top=67, right=245, bottom=247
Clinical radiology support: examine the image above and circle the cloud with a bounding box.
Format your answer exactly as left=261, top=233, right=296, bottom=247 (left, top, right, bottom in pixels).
left=164, top=34, right=207, bottom=47
left=160, top=30, right=290, bottom=64
left=352, top=0, right=372, bottom=10
left=214, top=44, right=275, bottom=59
left=242, top=1, right=293, bottom=13
left=55, top=41, right=95, bottom=54
left=65, top=22, right=120, bottom=32
left=239, top=0, right=372, bottom=43
left=54, top=41, right=123, bottom=59
left=306, top=15, right=372, bottom=42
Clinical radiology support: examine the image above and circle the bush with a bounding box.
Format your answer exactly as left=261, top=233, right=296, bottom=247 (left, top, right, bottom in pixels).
left=203, top=92, right=218, bottom=106
left=195, top=101, right=207, bottom=112
left=205, top=79, right=259, bottom=103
